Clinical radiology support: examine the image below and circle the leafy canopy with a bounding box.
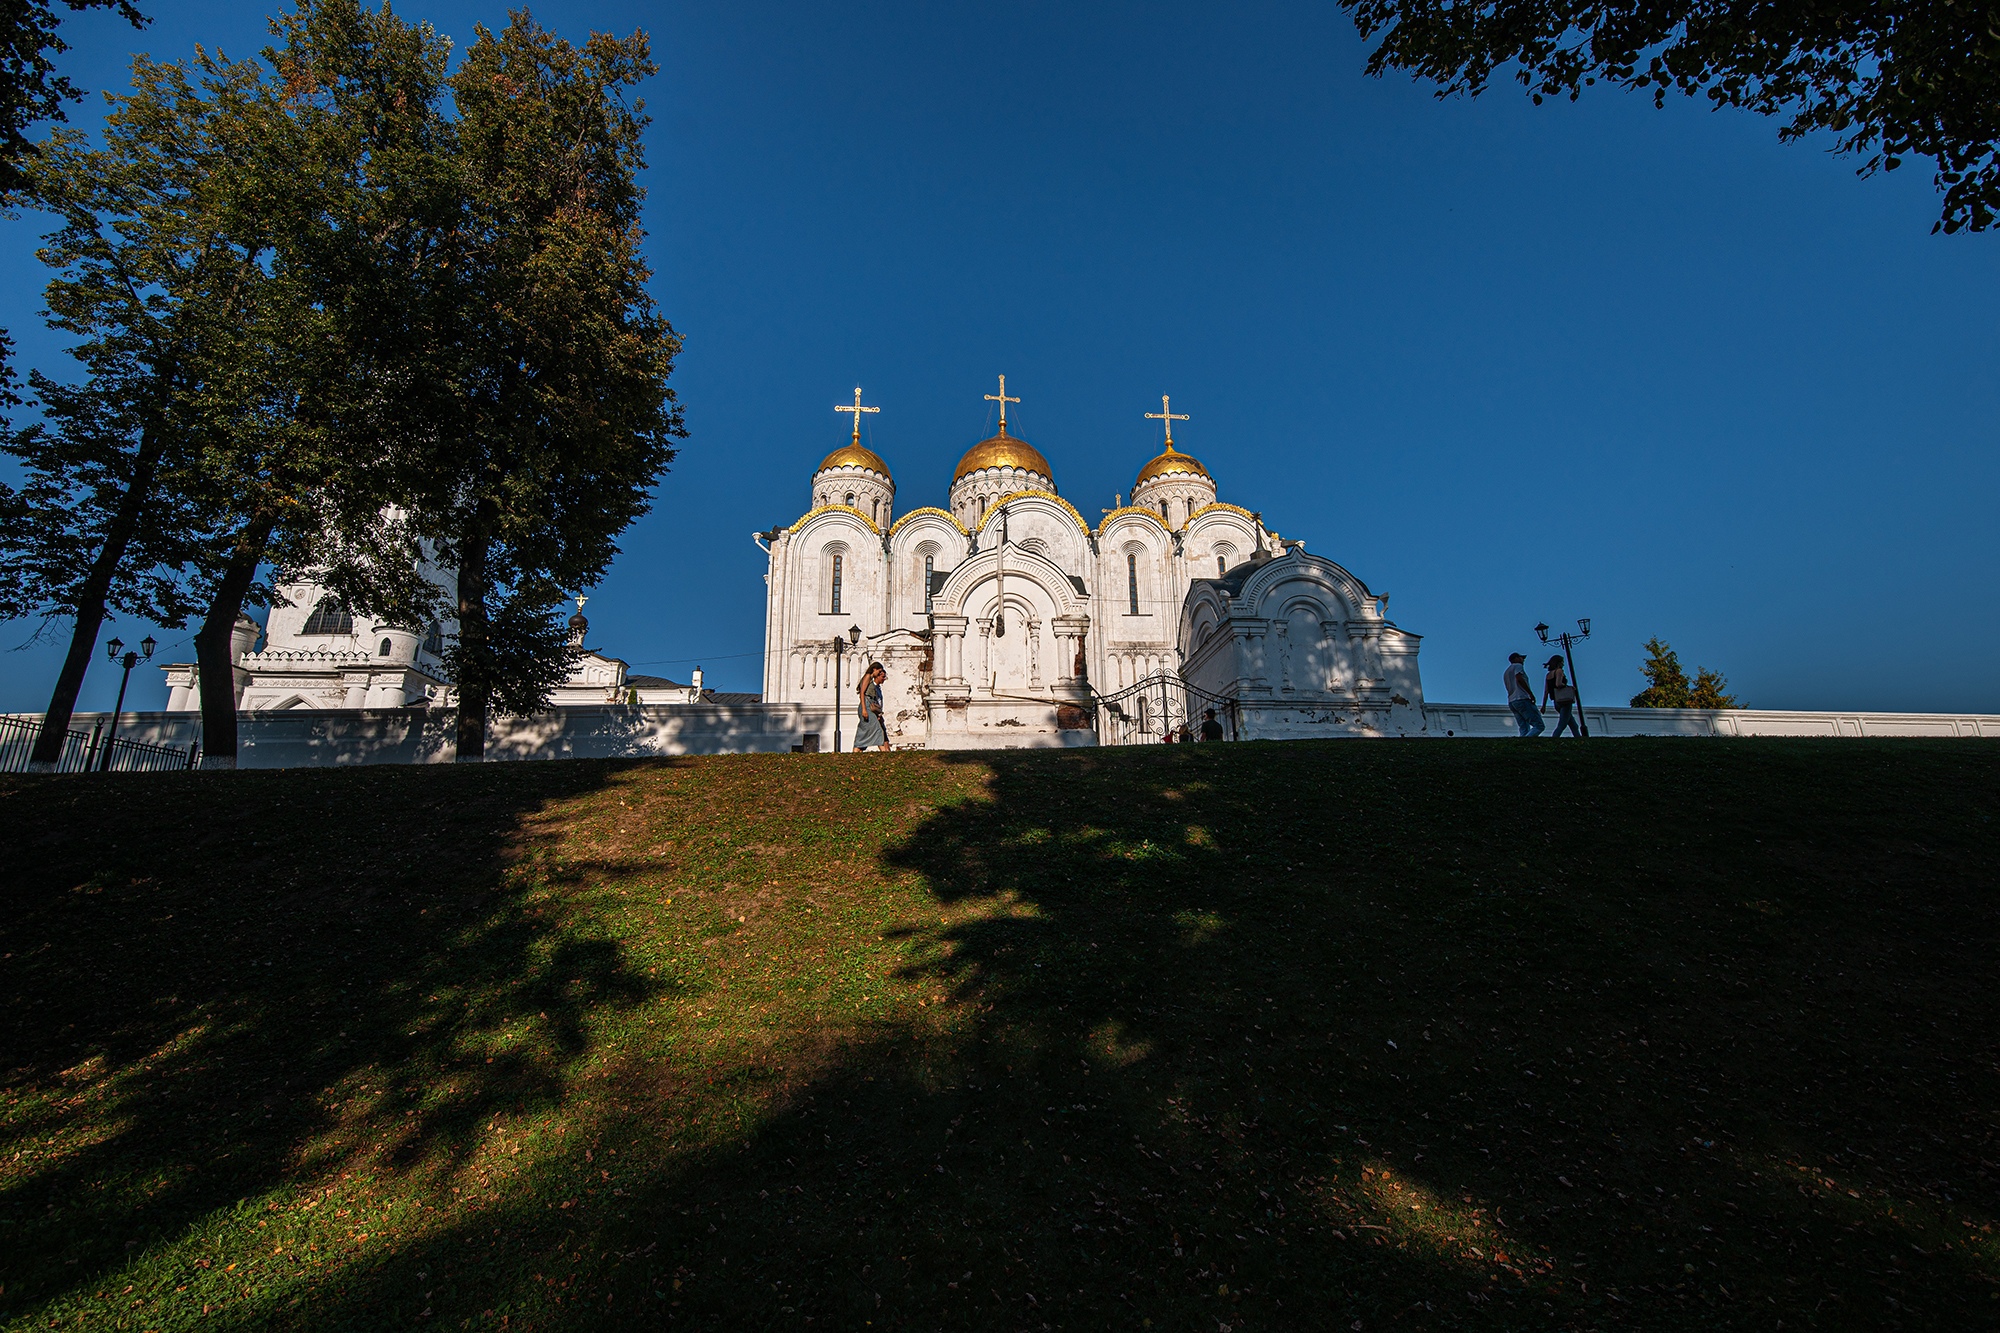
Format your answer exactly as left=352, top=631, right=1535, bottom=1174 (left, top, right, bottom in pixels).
left=1341, top=0, right=2000, bottom=232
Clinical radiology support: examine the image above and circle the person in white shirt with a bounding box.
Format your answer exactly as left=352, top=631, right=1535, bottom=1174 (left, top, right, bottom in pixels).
left=1504, top=652, right=1544, bottom=737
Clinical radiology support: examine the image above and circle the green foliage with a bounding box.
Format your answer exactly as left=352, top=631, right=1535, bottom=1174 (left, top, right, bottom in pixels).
left=0, top=0, right=146, bottom=195
left=1339, top=0, right=2000, bottom=233
left=403, top=14, right=685, bottom=750
left=1632, top=636, right=1741, bottom=708
left=1690, top=664, right=1740, bottom=709
left=1630, top=635, right=1692, bottom=707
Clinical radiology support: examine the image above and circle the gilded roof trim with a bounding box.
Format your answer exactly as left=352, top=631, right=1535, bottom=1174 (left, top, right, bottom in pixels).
left=1186, top=501, right=1259, bottom=526
left=787, top=503, right=881, bottom=535
left=973, top=490, right=1089, bottom=534
left=1094, top=505, right=1174, bottom=536
left=887, top=506, right=969, bottom=537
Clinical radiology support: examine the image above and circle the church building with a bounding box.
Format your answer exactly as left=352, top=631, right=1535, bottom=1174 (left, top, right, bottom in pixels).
left=758, top=381, right=1428, bottom=746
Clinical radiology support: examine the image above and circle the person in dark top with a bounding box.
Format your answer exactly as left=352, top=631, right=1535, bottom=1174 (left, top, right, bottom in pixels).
left=1199, top=708, right=1225, bottom=741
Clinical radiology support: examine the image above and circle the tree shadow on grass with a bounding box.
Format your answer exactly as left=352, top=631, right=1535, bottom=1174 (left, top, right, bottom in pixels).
left=6, top=740, right=1998, bottom=1331
left=0, top=759, right=666, bottom=1321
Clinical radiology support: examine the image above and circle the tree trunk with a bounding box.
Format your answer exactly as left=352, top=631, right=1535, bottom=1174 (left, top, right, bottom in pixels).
left=28, top=421, right=170, bottom=771
left=193, top=515, right=275, bottom=771
left=453, top=507, right=493, bottom=762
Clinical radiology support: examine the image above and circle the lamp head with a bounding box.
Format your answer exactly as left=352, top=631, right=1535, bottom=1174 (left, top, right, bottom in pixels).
left=106, top=637, right=123, bottom=660
left=848, top=624, right=861, bottom=646
left=1534, top=622, right=1550, bottom=642
left=1577, top=617, right=1591, bottom=637
left=140, top=634, right=156, bottom=659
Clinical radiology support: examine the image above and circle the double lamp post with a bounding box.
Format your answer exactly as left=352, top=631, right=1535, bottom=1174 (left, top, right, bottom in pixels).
left=1534, top=617, right=1591, bottom=737
left=101, top=633, right=156, bottom=769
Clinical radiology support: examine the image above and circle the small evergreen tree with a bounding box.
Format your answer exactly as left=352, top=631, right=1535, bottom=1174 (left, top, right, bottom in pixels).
left=1689, top=666, right=1740, bottom=710
left=1630, top=637, right=1692, bottom=708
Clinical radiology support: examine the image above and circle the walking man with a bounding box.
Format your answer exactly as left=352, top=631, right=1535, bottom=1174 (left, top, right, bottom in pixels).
left=1505, top=652, right=1544, bottom=737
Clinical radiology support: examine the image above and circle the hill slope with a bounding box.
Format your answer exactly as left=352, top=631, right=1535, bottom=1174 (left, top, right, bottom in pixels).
left=3, top=739, right=1997, bottom=1330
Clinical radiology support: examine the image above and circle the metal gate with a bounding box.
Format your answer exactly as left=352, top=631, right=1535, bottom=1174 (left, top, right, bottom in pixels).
left=1090, top=670, right=1241, bottom=746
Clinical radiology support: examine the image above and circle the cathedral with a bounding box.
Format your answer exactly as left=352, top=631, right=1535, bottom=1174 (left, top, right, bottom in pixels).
left=758, top=381, right=1428, bottom=746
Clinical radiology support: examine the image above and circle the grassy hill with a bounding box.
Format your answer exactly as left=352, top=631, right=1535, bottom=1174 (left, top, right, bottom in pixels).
left=2, top=739, right=1997, bottom=1331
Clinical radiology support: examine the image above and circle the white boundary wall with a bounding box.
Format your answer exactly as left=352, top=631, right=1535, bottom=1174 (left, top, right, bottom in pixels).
left=9, top=700, right=1999, bottom=770
left=1421, top=703, right=2000, bottom=739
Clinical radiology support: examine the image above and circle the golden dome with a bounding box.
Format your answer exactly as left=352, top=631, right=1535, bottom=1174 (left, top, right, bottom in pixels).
left=1134, top=444, right=1210, bottom=487
left=953, top=430, right=1053, bottom=483
left=815, top=442, right=891, bottom=476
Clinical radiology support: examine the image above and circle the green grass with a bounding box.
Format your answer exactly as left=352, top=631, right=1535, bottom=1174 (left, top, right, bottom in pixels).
left=2, top=739, right=1997, bottom=1331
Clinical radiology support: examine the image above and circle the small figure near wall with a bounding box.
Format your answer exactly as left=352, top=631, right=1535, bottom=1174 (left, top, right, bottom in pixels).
left=853, top=663, right=890, bottom=751
left=1505, top=652, right=1544, bottom=738
left=1544, top=654, right=1583, bottom=738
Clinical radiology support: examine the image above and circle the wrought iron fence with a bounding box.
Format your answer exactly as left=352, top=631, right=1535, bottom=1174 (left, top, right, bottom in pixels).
left=1090, top=670, right=1241, bottom=746
left=0, top=713, right=98, bottom=773
left=0, top=714, right=199, bottom=774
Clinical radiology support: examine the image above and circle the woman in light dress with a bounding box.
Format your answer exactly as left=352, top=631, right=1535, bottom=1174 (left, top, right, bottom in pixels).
left=852, top=662, right=889, bottom=751
left=1543, top=654, right=1583, bottom=738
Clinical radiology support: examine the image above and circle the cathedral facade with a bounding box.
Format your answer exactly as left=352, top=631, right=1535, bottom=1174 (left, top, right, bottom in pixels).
left=758, top=383, right=1424, bottom=747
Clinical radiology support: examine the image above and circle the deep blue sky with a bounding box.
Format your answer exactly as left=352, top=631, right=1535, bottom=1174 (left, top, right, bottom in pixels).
left=4, top=0, right=1996, bottom=714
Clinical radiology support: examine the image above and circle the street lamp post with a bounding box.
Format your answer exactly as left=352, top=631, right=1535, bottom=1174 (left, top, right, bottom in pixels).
left=1534, top=618, right=1592, bottom=738
left=830, top=623, right=860, bottom=752
left=100, top=634, right=156, bottom=770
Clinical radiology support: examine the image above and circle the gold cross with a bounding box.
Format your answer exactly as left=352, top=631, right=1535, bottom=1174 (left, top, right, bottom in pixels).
left=833, top=386, right=880, bottom=444
left=985, top=375, right=1019, bottom=436
left=1145, top=394, right=1189, bottom=449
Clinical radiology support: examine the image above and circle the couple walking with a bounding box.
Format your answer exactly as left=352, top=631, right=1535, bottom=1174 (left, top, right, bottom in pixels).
left=1504, top=651, right=1583, bottom=738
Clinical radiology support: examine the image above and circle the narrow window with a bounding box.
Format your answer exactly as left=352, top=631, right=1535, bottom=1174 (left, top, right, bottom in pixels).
left=1127, top=553, right=1139, bottom=616
left=379, top=638, right=393, bottom=657
left=301, top=596, right=354, bottom=636
left=1160, top=499, right=1169, bottom=519
left=924, top=554, right=934, bottom=613
left=1217, top=555, right=1227, bottom=576
left=831, top=553, right=844, bottom=615
left=845, top=492, right=856, bottom=508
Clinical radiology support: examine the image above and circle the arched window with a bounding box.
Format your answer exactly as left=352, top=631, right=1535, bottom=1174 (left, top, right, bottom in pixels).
left=844, top=491, right=856, bottom=509
left=830, top=552, right=844, bottom=615
left=420, top=622, right=444, bottom=657
left=1217, top=555, right=1227, bottom=576
left=1159, top=499, right=1169, bottom=519
left=301, top=596, right=353, bottom=635
left=379, top=637, right=393, bottom=657
left=1127, top=552, right=1140, bottom=616
left=924, top=553, right=935, bottom=613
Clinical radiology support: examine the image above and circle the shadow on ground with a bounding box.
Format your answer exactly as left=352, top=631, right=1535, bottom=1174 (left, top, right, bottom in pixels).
left=3, top=740, right=1996, bottom=1330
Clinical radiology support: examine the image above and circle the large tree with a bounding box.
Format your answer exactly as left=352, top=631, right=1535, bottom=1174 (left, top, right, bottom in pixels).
left=1341, top=0, right=2000, bottom=232
left=411, top=13, right=683, bottom=762
left=2, top=50, right=276, bottom=769
left=178, top=0, right=458, bottom=768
